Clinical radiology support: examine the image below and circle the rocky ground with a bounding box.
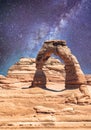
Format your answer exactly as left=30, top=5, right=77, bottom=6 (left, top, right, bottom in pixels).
left=0, top=57, right=91, bottom=129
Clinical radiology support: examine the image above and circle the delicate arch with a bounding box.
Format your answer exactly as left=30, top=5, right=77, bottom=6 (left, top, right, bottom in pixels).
left=32, top=40, right=90, bottom=97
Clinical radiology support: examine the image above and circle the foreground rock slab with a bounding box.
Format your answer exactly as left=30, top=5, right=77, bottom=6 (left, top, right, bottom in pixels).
left=34, top=106, right=56, bottom=114
left=0, top=85, right=91, bottom=129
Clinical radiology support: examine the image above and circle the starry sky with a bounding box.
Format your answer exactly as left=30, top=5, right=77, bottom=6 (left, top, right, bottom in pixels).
left=0, top=0, right=91, bottom=75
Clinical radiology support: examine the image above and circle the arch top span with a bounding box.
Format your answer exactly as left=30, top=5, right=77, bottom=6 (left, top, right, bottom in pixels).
left=36, top=40, right=67, bottom=69
left=33, top=40, right=90, bottom=98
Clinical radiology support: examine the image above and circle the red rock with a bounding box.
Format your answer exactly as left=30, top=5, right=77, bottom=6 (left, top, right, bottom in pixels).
left=7, top=57, right=65, bottom=83
left=35, top=40, right=90, bottom=97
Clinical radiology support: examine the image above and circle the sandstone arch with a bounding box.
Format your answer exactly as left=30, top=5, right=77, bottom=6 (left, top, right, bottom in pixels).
left=32, top=40, right=90, bottom=97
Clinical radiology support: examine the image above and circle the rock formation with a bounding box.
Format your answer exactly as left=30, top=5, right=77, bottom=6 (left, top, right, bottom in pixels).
left=0, top=55, right=91, bottom=104
left=0, top=40, right=90, bottom=103
left=0, top=57, right=65, bottom=89
left=32, top=40, right=90, bottom=98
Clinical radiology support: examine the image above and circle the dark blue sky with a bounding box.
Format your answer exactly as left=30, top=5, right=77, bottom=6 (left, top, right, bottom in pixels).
left=0, top=0, right=91, bottom=75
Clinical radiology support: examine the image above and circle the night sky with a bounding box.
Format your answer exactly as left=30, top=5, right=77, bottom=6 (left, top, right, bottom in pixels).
left=0, top=0, right=91, bottom=75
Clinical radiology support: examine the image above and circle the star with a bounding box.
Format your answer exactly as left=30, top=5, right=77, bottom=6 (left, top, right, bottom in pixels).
left=0, top=0, right=91, bottom=75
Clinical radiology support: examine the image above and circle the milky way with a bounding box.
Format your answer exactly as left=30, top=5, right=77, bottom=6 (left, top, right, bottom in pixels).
left=0, top=0, right=91, bottom=75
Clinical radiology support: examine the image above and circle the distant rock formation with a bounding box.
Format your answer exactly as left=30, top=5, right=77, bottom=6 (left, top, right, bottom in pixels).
left=7, top=57, right=65, bottom=82
left=0, top=57, right=65, bottom=89
left=33, top=40, right=90, bottom=98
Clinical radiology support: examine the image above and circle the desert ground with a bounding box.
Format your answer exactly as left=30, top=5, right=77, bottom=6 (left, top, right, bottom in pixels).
left=0, top=83, right=91, bottom=130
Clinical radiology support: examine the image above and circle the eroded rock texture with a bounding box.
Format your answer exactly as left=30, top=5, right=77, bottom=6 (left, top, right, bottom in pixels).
left=0, top=57, right=64, bottom=89
left=33, top=40, right=90, bottom=97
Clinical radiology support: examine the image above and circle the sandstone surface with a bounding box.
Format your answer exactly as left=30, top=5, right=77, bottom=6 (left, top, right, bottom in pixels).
left=0, top=84, right=91, bottom=129
left=0, top=56, right=91, bottom=129
left=36, top=40, right=87, bottom=87
left=85, top=74, right=91, bottom=85
left=2, top=57, right=65, bottom=88
left=35, top=40, right=90, bottom=99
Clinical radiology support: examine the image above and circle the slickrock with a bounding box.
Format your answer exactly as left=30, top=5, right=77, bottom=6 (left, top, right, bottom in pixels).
left=61, top=107, right=74, bottom=112
left=34, top=106, right=56, bottom=114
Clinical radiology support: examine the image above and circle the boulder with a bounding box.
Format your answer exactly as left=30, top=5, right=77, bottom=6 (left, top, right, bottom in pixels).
left=34, top=106, right=56, bottom=114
